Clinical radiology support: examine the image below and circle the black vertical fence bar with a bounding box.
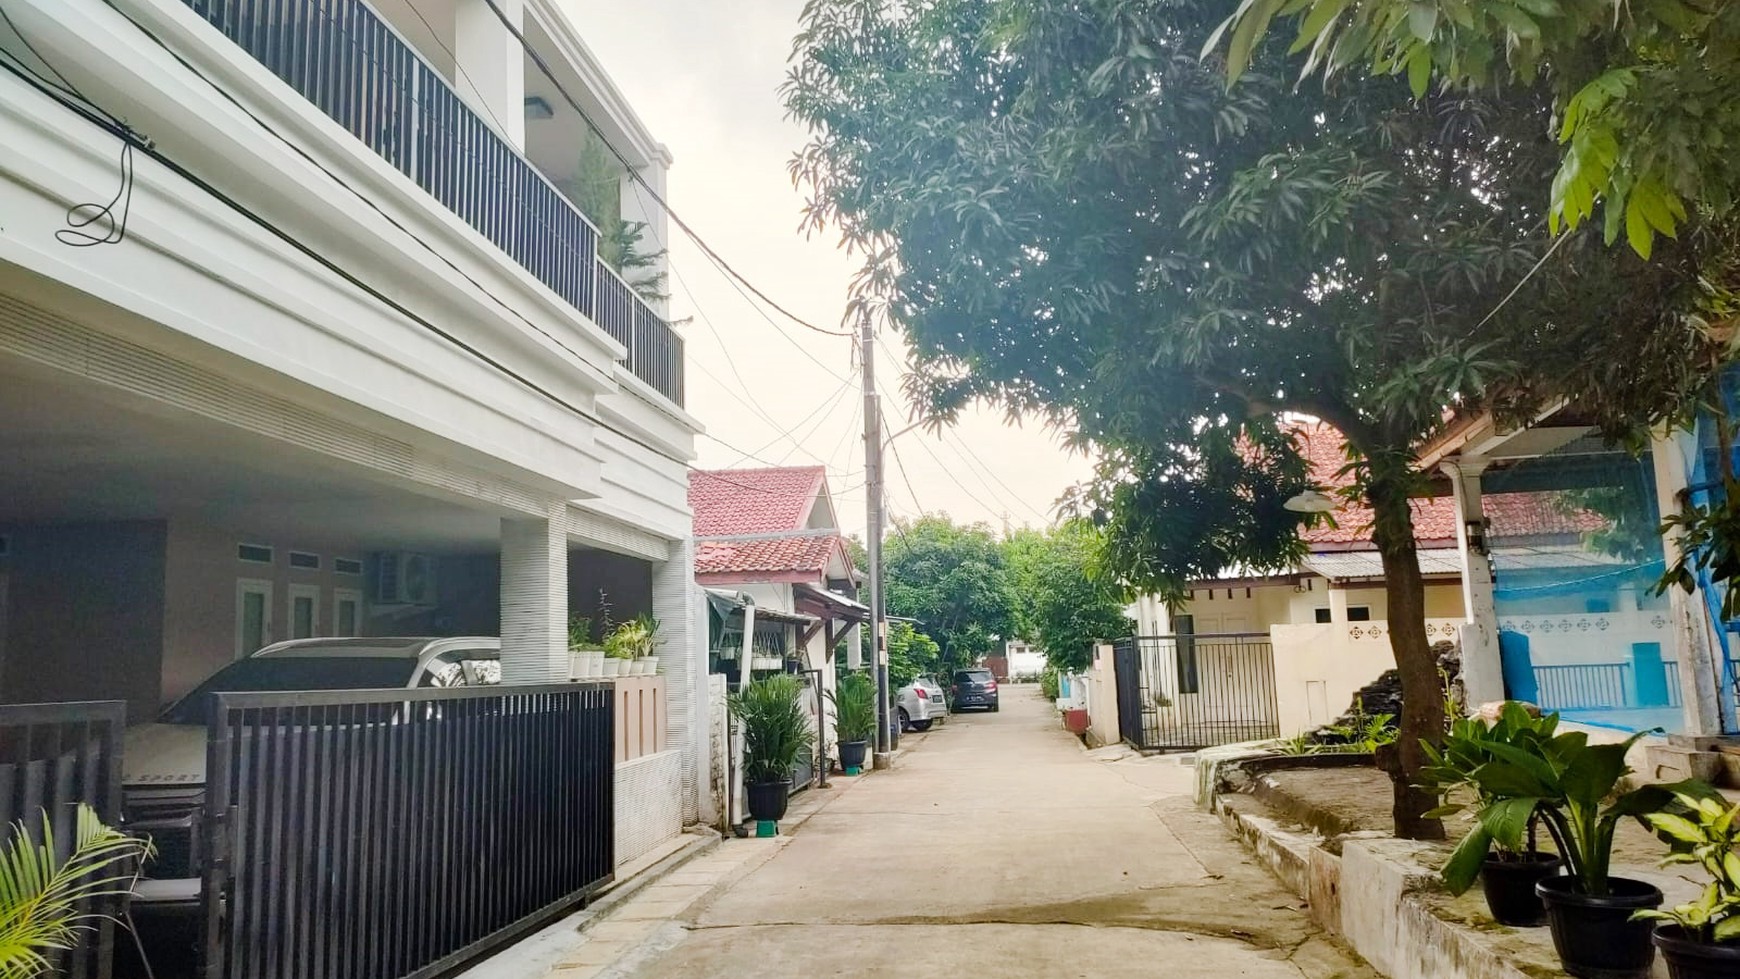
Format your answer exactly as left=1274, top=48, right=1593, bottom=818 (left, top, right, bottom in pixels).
left=175, top=0, right=681, bottom=402
left=203, top=685, right=614, bottom=979
left=0, top=702, right=124, bottom=979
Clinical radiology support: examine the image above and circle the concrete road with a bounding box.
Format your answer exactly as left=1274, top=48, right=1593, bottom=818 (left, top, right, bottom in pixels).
left=627, top=687, right=1374, bottom=978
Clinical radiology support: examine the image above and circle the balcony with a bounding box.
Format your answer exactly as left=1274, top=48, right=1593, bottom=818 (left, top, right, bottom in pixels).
left=179, top=0, right=684, bottom=406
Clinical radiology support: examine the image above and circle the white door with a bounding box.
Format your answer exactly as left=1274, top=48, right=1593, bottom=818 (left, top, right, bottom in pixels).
left=236, top=579, right=274, bottom=657
left=288, top=584, right=320, bottom=640
left=332, top=588, right=363, bottom=637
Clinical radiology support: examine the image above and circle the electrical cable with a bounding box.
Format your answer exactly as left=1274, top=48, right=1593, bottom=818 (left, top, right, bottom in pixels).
left=469, top=0, right=855, bottom=339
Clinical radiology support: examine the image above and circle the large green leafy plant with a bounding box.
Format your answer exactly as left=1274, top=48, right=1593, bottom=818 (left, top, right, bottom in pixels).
left=729, top=676, right=817, bottom=785
left=0, top=805, right=151, bottom=978
left=1636, top=791, right=1740, bottom=943
left=1424, top=709, right=1713, bottom=896
left=831, top=672, right=878, bottom=744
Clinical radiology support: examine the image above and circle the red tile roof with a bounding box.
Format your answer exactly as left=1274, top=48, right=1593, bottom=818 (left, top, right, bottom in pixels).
left=688, top=466, right=825, bottom=537
left=694, top=534, right=844, bottom=579
left=1292, top=422, right=1600, bottom=548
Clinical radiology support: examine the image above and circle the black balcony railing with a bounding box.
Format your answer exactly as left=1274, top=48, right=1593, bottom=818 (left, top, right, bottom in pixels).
left=181, top=0, right=684, bottom=406
left=200, top=683, right=615, bottom=979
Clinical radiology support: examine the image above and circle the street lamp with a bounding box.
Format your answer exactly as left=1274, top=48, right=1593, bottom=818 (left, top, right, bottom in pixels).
left=1283, top=489, right=1337, bottom=513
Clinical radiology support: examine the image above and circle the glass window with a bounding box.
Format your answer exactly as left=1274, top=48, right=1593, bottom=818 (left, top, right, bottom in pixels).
left=162, top=658, right=418, bottom=725
left=1347, top=606, right=1372, bottom=622
left=291, top=594, right=316, bottom=639
left=1314, top=608, right=1332, bottom=624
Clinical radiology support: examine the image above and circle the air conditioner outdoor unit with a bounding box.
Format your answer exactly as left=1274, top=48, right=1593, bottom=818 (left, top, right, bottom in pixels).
left=373, top=552, right=436, bottom=606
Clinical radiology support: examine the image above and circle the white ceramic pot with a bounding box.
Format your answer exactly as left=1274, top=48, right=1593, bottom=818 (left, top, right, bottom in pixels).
left=640, top=657, right=659, bottom=675
left=584, top=650, right=605, bottom=677
left=601, top=658, right=623, bottom=677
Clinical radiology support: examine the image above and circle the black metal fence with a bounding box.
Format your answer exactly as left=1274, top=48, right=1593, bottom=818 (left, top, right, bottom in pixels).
left=179, top=0, right=685, bottom=406
left=201, top=683, right=614, bottom=979
left=0, top=700, right=127, bottom=979
left=1114, top=635, right=1280, bottom=749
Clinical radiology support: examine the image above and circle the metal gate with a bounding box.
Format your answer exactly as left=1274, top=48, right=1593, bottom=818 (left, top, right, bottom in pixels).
left=1114, top=635, right=1280, bottom=749
left=201, top=683, right=614, bottom=979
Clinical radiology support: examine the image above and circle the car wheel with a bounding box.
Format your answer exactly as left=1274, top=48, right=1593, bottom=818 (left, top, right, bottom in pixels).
left=898, top=707, right=911, bottom=731
left=990, top=703, right=1000, bottom=713
left=911, top=719, right=933, bottom=732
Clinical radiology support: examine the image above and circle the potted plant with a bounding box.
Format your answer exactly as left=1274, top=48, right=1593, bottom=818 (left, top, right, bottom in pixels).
left=832, top=672, right=876, bottom=773
left=729, top=675, right=815, bottom=823
left=622, top=614, right=663, bottom=675
left=568, top=616, right=604, bottom=679
left=1635, top=790, right=1740, bottom=978
left=1431, top=713, right=1713, bottom=978
left=1423, top=702, right=1563, bottom=925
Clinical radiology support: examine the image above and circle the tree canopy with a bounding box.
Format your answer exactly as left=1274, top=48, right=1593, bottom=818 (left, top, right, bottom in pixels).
left=785, top=0, right=1737, bottom=836
left=882, top=515, right=1018, bottom=672
left=1212, top=0, right=1740, bottom=259
left=1006, top=522, right=1135, bottom=672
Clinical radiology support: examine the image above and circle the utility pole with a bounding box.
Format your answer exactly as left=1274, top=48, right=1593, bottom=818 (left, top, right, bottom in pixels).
left=862, top=309, right=892, bottom=769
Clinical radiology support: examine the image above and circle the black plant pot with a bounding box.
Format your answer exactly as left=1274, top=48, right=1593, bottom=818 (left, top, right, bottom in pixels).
left=1537, top=876, right=1664, bottom=979
left=838, top=740, right=868, bottom=771
left=745, top=780, right=791, bottom=823
left=1654, top=924, right=1740, bottom=979
left=1480, top=852, right=1562, bottom=926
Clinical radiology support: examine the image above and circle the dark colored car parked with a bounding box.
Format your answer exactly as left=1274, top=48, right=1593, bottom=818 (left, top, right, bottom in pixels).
left=950, top=668, right=999, bottom=712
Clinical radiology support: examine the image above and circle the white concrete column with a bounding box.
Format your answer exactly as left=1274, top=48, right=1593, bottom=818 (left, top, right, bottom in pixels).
left=499, top=514, right=567, bottom=683
left=1442, top=459, right=1504, bottom=706
left=652, top=539, right=703, bottom=824
left=1651, top=430, right=1728, bottom=735
left=454, top=0, right=526, bottom=150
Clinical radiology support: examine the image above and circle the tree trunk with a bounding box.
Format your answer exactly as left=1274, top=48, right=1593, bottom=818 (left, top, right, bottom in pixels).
left=1368, top=478, right=1447, bottom=841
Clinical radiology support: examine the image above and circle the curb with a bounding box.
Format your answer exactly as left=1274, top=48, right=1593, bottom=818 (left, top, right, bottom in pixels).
left=576, top=831, right=721, bottom=933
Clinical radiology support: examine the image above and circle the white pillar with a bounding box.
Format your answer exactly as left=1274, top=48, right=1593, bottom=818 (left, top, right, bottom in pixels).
left=1442, top=459, right=1504, bottom=707
left=1651, top=431, right=1727, bottom=735
left=454, top=0, right=526, bottom=150
left=499, top=513, right=567, bottom=683
left=652, top=540, right=703, bottom=824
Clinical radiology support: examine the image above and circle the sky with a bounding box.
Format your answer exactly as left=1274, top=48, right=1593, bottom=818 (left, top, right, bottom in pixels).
left=562, top=0, right=1095, bottom=538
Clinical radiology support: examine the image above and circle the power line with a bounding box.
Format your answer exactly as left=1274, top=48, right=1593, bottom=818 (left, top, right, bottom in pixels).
left=470, top=0, right=855, bottom=339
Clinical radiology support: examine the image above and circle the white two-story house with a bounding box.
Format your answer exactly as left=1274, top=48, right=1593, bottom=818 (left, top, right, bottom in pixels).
left=0, top=0, right=709, bottom=877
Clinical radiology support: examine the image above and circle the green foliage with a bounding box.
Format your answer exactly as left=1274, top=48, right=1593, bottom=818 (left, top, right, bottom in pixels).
left=1419, top=703, right=1717, bottom=895
left=885, top=621, right=941, bottom=689
left=1321, top=699, right=1398, bottom=751
left=785, top=0, right=1736, bottom=837
left=1038, top=667, right=1060, bottom=701
left=569, top=129, right=667, bottom=303
left=1211, top=0, right=1740, bottom=260
left=1634, top=791, right=1740, bottom=944
left=882, top=516, right=1017, bottom=672
left=0, top=805, right=151, bottom=978
left=1004, top=521, right=1134, bottom=672
left=603, top=614, right=662, bottom=660
left=567, top=615, right=603, bottom=652
left=728, top=675, right=817, bottom=784
left=832, top=672, right=878, bottom=743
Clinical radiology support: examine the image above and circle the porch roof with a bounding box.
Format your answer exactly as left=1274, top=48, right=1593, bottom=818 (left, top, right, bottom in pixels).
left=1302, top=548, right=1463, bottom=583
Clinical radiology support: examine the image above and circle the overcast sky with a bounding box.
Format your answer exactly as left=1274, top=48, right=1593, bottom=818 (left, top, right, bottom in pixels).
left=562, top=0, right=1094, bottom=537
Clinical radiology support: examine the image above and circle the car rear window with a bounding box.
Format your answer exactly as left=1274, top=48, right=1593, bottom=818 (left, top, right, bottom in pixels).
left=162, top=658, right=418, bottom=725
left=956, top=670, right=994, bottom=683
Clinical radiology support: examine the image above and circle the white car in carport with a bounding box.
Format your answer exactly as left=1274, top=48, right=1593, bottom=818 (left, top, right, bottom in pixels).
left=895, top=675, right=948, bottom=732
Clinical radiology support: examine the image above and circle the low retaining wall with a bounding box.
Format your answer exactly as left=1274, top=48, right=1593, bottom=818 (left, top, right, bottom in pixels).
left=1207, top=748, right=1575, bottom=979
left=616, top=749, right=684, bottom=869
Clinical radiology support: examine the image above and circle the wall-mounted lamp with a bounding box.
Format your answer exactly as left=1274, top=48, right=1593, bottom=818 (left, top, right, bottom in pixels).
left=1464, top=518, right=1490, bottom=557
left=524, top=96, right=555, bottom=120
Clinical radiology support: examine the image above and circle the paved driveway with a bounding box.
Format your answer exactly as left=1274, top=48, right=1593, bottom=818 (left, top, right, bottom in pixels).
left=624, top=687, right=1373, bottom=978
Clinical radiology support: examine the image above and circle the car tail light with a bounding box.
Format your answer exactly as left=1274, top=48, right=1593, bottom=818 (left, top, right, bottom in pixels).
left=986, top=680, right=998, bottom=690
left=915, top=687, right=929, bottom=700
